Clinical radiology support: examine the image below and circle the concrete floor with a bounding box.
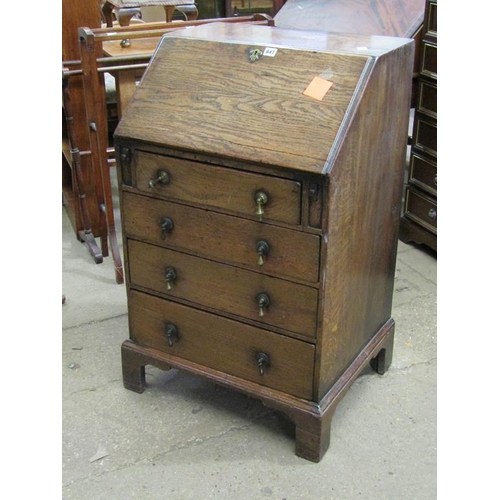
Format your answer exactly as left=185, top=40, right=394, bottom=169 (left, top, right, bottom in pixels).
left=62, top=182, right=437, bottom=499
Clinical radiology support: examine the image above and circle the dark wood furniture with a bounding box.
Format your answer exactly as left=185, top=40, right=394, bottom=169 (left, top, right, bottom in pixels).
left=101, top=0, right=199, bottom=48
left=62, top=0, right=124, bottom=282
left=226, top=0, right=287, bottom=16
left=102, top=0, right=198, bottom=27
left=114, top=23, right=414, bottom=462
left=400, top=0, right=437, bottom=250
left=62, top=0, right=104, bottom=262
left=273, top=0, right=425, bottom=106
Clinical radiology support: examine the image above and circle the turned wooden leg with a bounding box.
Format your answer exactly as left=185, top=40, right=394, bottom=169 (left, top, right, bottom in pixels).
left=175, top=5, right=199, bottom=21
left=116, top=7, right=140, bottom=27
left=164, top=6, right=175, bottom=22
left=370, top=326, right=394, bottom=375
left=293, top=405, right=336, bottom=462
left=102, top=1, right=114, bottom=27
left=121, top=341, right=146, bottom=393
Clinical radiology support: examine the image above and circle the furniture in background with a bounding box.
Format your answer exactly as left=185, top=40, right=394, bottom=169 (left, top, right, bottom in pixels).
left=102, top=0, right=198, bottom=26
left=273, top=0, right=426, bottom=107
left=62, top=0, right=123, bottom=277
left=101, top=0, right=199, bottom=47
left=226, top=0, right=287, bottom=16
left=399, top=0, right=437, bottom=250
left=114, top=22, right=414, bottom=461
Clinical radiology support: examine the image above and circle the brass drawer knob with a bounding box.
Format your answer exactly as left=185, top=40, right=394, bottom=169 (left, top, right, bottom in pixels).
left=165, top=267, right=177, bottom=290
left=254, top=190, right=269, bottom=221
left=160, top=217, right=174, bottom=240
left=255, top=352, right=270, bottom=376
left=165, top=323, right=179, bottom=347
left=428, top=208, right=437, bottom=221
left=256, top=292, right=271, bottom=317
left=149, top=169, right=170, bottom=188
left=256, top=239, right=270, bottom=266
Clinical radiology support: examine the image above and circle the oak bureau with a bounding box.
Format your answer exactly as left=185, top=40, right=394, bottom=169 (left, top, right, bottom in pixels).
left=114, top=23, right=414, bottom=462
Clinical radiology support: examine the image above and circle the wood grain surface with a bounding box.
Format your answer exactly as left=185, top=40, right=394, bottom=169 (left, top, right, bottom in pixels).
left=128, top=289, right=315, bottom=399
left=134, top=151, right=302, bottom=224
left=116, top=29, right=370, bottom=172
left=128, top=239, right=319, bottom=337
left=122, top=191, right=321, bottom=282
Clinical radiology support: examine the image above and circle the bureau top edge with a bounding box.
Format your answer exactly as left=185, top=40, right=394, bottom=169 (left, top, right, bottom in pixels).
left=160, top=23, right=414, bottom=58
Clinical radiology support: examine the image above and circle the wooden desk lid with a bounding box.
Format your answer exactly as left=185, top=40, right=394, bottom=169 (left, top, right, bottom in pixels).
left=115, top=23, right=410, bottom=174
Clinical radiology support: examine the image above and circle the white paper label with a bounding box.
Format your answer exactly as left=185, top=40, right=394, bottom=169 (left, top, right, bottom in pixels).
left=263, top=47, right=278, bottom=57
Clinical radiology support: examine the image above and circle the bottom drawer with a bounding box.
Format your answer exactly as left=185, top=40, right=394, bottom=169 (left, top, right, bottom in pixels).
left=128, top=290, right=315, bottom=399
left=404, top=187, right=437, bottom=234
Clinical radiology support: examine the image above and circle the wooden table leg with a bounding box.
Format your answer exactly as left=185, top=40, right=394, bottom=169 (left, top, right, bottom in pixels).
left=164, top=5, right=198, bottom=22
left=164, top=5, right=175, bottom=21
left=175, top=5, right=199, bottom=20
left=117, top=7, right=141, bottom=26
left=102, top=1, right=114, bottom=27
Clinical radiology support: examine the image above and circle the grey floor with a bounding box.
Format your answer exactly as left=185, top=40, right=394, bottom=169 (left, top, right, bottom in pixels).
left=62, top=179, right=437, bottom=499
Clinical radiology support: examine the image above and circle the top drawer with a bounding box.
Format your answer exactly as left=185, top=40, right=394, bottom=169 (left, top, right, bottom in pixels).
left=425, top=1, right=437, bottom=36
left=134, top=151, right=302, bottom=226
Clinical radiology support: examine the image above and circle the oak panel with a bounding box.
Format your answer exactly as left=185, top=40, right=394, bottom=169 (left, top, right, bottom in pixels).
left=128, top=290, right=315, bottom=399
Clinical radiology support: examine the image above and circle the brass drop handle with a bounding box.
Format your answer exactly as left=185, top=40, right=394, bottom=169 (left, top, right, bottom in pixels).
left=256, top=292, right=270, bottom=317
left=165, top=323, right=179, bottom=347
left=165, top=267, right=177, bottom=290
left=255, top=352, right=270, bottom=376
left=256, top=240, right=270, bottom=266
left=428, top=208, right=437, bottom=221
left=254, top=190, right=269, bottom=221
left=149, top=169, right=170, bottom=188
left=160, top=217, right=174, bottom=240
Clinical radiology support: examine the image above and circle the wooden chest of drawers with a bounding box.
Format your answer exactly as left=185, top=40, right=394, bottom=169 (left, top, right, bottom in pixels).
left=114, top=23, right=414, bottom=462
left=400, top=0, right=437, bottom=250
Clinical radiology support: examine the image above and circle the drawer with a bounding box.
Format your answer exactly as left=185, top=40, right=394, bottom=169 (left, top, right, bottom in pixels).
left=128, top=290, right=315, bottom=399
left=417, top=79, right=437, bottom=119
left=128, top=240, right=318, bottom=338
left=425, top=1, right=437, bottom=36
left=403, top=187, right=437, bottom=234
left=134, top=151, right=302, bottom=225
left=421, top=42, right=437, bottom=78
left=122, top=192, right=321, bottom=283
left=409, top=152, right=437, bottom=196
left=413, top=116, right=437, bottom=158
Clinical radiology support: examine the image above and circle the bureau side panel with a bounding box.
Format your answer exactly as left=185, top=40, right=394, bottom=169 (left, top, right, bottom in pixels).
left=316, top=42, right=414, bottom=400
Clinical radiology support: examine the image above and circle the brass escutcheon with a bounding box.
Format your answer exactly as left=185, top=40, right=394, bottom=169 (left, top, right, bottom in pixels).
left=249, top=48, right=263, bottom=62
